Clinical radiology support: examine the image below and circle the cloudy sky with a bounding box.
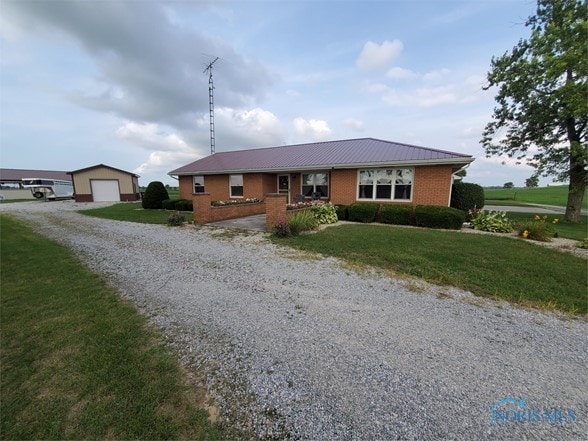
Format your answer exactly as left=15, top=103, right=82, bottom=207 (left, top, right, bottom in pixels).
left=1, top=0, right=548, bottom=187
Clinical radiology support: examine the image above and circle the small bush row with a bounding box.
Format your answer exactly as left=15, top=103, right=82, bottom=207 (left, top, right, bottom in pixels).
left=162, top=199, right=193, bottom=211
left=335, top=203, right=465, bottom=230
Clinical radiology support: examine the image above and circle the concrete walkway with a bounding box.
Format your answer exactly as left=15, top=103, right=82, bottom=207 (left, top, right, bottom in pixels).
left=209, top=214, right=267, bottom=231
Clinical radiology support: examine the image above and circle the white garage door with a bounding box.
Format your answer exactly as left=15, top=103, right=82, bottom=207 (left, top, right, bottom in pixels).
left=91, top=180, right=120, bottom=201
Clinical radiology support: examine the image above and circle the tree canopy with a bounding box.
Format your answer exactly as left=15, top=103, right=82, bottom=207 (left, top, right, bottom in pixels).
left=482, top=0, right=587, bottom=221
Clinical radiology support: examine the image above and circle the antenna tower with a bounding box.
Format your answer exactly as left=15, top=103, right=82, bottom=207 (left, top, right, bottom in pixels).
left=204, top=57, right=219, bottom=155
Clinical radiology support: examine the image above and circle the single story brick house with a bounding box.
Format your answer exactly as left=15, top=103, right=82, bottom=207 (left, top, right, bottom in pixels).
left=169, top=138, right=474, bottom=207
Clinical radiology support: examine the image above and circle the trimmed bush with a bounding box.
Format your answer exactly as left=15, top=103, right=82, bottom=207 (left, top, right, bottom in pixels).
left=142, top=181, right=169, bottom=209
left=334, top=205, right=348, bottom=221
left=162, top=199, right=177, bottom=210
left=415, top=205, right=465, bottom=230
left=380, top=205, right=413, bottom=225
left=347, top=203, right=379, bottom=223
left=176, top=199, right=193, bottom=211
left=162, top=199, right=193, bottom=211
left=450, top=181, right=485, bottom=216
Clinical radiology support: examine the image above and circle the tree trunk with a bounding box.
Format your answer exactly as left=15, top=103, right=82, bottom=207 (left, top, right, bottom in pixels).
left=564, top=141, right=586, bottom=223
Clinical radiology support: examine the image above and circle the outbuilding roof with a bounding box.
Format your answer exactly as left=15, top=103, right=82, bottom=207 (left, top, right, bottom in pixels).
left=68, top=163, right=139, bottom=177
left=170, top=138, right=473, bottom=175
left=0, top=168, right=71, bottom=182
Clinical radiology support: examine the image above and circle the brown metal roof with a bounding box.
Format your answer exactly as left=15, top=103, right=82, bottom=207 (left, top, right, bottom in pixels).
left=170, top=138, right=473, bottom=175
left=68, top=163, right=139, bottom=177
left=0, top=168, right=72, bottom=182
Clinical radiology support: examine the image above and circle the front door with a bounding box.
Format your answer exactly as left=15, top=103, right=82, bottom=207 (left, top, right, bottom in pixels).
left=278, top=174, right=290, bottom=203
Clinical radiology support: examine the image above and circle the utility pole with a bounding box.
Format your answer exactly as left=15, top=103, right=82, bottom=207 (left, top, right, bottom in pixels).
left=204, top=57, right=219, bottom=155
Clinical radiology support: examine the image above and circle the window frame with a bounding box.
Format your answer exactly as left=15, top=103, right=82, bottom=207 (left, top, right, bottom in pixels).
left=356, top=167, right=413, bottom=202
left=301, top=172, right=329, bottom=199
left=193, top=175, right=205, bottom=193
left=229, top=174, right=244, bottom=198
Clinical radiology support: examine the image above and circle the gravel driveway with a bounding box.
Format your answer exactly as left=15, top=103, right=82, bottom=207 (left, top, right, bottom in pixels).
left=2, top=201, right=586, bottom=440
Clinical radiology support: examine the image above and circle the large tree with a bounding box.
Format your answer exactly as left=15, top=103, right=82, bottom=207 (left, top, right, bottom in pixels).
left=482, top=0, right=587, bottom=221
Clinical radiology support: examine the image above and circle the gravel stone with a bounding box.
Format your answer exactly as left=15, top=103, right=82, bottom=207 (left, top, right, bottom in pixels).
left=2, top=200, right=586, bottom=440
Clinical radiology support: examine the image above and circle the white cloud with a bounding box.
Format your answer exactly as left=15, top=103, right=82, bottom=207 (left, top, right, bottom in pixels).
left=415, top=86, right=458, bottom=108
left=423, top=68, right=451, bottom=81
left=215, top=107, right=285, bottom=147
left=134, top=150, right=202, bottom=177
left=387, top=67, right=417, bottom=79
left=116, top=121, right=189, bottom=152
left=293, top=117, right=332, bottom=141
left=386, top=67, right=450, bottom=81
left=343, top=117, right=365, bottom=131
left=356, top=40, right=403, bottom=70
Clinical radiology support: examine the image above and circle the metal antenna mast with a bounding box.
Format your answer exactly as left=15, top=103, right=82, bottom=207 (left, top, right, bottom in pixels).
left=204, top=57, right=219, bottom=155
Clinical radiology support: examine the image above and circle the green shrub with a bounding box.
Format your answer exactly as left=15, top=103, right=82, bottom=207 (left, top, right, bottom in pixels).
left=469, top=209, right=512, bottom=233
left=162, top=199, right=178, bottom=210
left=516, top=215, right=559, bottom=242
left=288, top=210, right=319, bottom=235
left=310, top=202, right=338, bottom=224
left=167, top=211, right=185, bottom=226
left=176, top=199, right=193, bottom=211
left=415, top=205, right=465, bottom=230
left=272, top=217, right=291, bottom=237
left=577, top=238, right=588, bottom=249
left=142, top=181, right=169, bottom=209
left=451, top=182, right=485, bottom=216
left=334, top=205, right=348, bottom=220
left=347, top=203, right=379, bottom=223
left=380, top=205, right=413, bottom=225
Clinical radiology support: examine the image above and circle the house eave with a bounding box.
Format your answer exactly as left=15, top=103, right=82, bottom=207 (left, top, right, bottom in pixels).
left=169, top=157, right=474, bottom=177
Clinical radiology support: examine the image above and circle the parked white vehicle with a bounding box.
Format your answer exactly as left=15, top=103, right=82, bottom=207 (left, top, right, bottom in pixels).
left=22, top=178, right=74, bottom=200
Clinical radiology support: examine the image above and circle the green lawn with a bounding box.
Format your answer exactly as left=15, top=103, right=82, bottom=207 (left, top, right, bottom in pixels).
left=79, top=202, right=186, bottom=224
left=0, top=215, right=238, bottom=440
left=484, top=185, right=588, bottom=209
left=273, top=224, right=587, bottom=314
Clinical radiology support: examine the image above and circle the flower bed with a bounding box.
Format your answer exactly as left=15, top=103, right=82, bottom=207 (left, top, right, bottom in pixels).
left=211, top=197, right=262, bottom=207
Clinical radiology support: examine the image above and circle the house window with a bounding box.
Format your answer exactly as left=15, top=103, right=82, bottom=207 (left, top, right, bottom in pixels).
left=357, top=168, right=413, bottom=201
left=229, top=174, right=243, bottom=198
left=302, top=173, right=329, bottom=198
left=193, top=175, right=205, bottom=193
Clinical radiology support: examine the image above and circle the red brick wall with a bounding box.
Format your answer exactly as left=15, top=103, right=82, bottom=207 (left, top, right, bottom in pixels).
left=210, top=203, right=265, bottom=222
left=412, top=165, right=453, bottom=206
left=180, top=173, right=278, bottom=202
left=330, top=169, right=357, bottom=205
left=265, top=193, right=288, bottom=231
left=330, top=166, right=452, bottom=207
left=178, top=175, right=193, bottom=200
left=181, top=166, right=454, bottom=208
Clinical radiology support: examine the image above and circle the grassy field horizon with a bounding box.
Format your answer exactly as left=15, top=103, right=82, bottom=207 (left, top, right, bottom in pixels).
left=483, top=185, right=588, bottom=209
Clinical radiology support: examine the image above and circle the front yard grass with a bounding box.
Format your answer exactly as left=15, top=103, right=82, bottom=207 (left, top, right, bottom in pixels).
left=272, top=224, right=587, bottom=314
left=0, top=214, right=233, bottom=439
left=79, top=201, right=185, bottom=224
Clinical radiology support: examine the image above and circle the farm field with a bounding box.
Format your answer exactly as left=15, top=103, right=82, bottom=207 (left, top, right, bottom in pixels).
left=484, top=185, right=588, bottom=209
